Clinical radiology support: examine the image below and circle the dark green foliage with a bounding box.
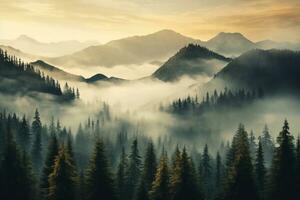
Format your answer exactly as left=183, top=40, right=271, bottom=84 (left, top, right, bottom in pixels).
left=255, top=140, right=266, bottom=199
left=149, top=153, right=170, bottom=200
left=199, top=144, right=213, bottom=200
left=17, top=115, right=31, bottom=152
left=31, top=109, right=43, bottom=173
left=0, top=119, right=35, bottom=200
left=0, top=48, right=62, bottom=95
left=269, top=120, right=296, bottom=200
left=296, top=137, right=300, bottom=192
left=134, top=141, right=157, bottom=200
left=215, top=152, right=223, bottom=196
left=126, top=139, right=142, bottom=200
left=259, top=125, right=274, bottom=167
left=40, top=133, right=59, bottom=199
left=48, top=146, right=77, bottom=200
left=222, top=124, right=258, bottom=200
left=116, top=147, right=128, bottom=200
left=86, top=140, right=116, bottom=200
left=213, top=49, right=300, bottom=95
left=170, top=147, right=203, bottom=200
left=169, top=88, right=263, bottom=115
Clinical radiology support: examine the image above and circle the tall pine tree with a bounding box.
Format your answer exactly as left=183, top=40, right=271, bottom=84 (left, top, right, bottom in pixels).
left=48, top=146, right=77, bottom=200
left=86, top=140, right=116, bottom=200
left=134, top=141, right=157, bottom=200
left=126, top=139, right=142, bottom=200
left=31, top=109, right=43, bottom=173
left=269, top=120, right=296, bottom=200
left=150, top=152, right=170, bottom=200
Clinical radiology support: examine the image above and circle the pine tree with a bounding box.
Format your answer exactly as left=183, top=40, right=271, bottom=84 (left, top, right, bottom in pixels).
left=222, top=124, right=258, bottom=200
left=31, top=109, right=43, bottom=173
left=116, top=146, right=128, bottom=200
left=66, top=132, right=76, bottom=167
left=215, top=152, right=223, bottom=196
left=269, top=120, right=296, bottom=200
left=255, top=140, right=266, bottom=200
left=249, top=130, right=257, bottom=162
left=18, top=115, right=31, bottom=152
left=260, top=125, right=274, bottom=167
left=48, top=146, right=77, bottom=200
left=134, top=141, right=157, bottom=200
left=126, top=139, right=142, bottom=200
left=0, top=120, right=35, bottom=200
left=296, top=137, right=300, bottom=192
left=86, top=140, right=116, bottom=200
left=170, top=147, right=203, bottom=200
left=149, top=152, right=170, bottom=200
left=200, top=144, right=213, bottom=200
left=40, top=133, right=59, bottom=199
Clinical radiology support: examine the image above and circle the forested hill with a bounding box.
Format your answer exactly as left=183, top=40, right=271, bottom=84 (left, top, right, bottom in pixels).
left=152, top=44, right=231, bottom=82
left=206, top=49, right=300, bottom=96
left=0, top=48, right=79, bottom=101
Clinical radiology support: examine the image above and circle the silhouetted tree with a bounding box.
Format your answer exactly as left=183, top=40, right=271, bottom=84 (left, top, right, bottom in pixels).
left=86, top=140, right=116, bottom=200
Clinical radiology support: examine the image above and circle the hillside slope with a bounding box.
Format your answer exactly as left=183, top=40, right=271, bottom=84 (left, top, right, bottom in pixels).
left=152, top=44, right=231, bottom=81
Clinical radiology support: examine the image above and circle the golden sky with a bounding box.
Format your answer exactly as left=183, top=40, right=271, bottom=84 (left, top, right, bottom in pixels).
left=0, top=0, right=299, bottom=43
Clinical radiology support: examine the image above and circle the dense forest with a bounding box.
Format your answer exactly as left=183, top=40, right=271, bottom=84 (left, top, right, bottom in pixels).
left=0, top=109, right=299, bottom=200
left=166, top=88, right=264, bottom=115
left=0, top=48, right=79, bottom=101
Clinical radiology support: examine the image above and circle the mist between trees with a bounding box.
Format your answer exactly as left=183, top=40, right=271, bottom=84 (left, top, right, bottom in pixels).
left=0, top=108, right=300, bottom=200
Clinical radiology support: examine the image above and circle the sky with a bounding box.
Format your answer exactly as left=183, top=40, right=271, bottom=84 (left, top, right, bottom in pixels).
left=0, top=0, right=299, bottom=43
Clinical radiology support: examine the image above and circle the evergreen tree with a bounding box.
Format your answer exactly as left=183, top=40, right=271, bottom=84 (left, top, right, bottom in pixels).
left=255, top=140, right=266, bottom=200
left=48, top=146, right=77, bottom=200
left=0, top=120, right=35, bottom=200
left=126, top=139, right=142, bottom=200
left=86, top=140, right=116, bottom=200
left=215, top=152, right=223, bottom=196
left=170, top=147, right=203, bottom=200
left=40, top=133, right=59, bottom=199
left=31, top=109, right=43, bottom=173
left=260, top=125, right=274, bottom=167
left=222, top=124, right=258, bottom=200
left=269, top=120, right=296, bottom=200
left=18, top=115, right=31, bottom=152
left=200, top=144, right=213, bottom=200
left=296, top=137, right=300, bottom=192
left=249, top=130, right=257, bottom=162
left=135, top=141, right=157, bottom=200
left=116, top=147, right=128, bottom=200
left=149, top=152, right=170, bottom=200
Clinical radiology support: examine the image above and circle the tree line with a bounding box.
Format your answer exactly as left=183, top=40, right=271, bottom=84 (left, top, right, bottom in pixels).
left=0, top=49, right=79, bottom=100
left=166, top=88, right=264, bottom=114
left=0, top=110, right=299, bottom=200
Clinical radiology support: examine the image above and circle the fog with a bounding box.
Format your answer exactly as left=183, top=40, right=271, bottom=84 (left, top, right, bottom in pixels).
left=60, top=62, right=161, bottom=80
left=2, top=66, right=300, bottom=154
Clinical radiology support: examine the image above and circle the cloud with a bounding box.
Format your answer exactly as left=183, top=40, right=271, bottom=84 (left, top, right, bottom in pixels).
left=0, top=0, right=299, bottom=42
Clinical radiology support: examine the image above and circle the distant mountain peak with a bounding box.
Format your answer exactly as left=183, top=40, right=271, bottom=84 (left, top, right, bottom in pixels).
left=16, top=34, right=38, bottom=43
left=211, top=32, right=252, bottom=42
left=86, top=73, right=108, bottom=83
left=152, top=44, right=230, bottom=81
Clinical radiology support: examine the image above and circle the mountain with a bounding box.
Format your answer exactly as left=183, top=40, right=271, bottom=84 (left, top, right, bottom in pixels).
left=0, top=35, right=97, bottom=57
left=85, top=74, right=127, bottom=84
left=46, top=29, right=203, bottom=67
left=205, top=49, right=300, bottom=95
left=31, top=60, right=127, bottom=84
left=0, top=45, right=39, bottom=62
left=204, top=32, right=257, bottom=57
left=0, top=48, right=63, bottom=97
left=256, top=40, right=300, bottom=51
left=30, top=60, right=85, bottom=82
left=152, top=44, right=231, bottom=82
